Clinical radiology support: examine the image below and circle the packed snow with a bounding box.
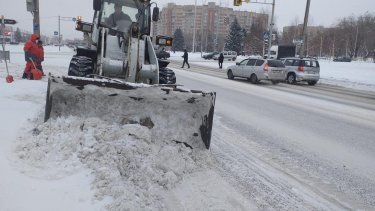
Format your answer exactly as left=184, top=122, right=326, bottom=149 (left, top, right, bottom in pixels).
left=0, top=44, right=374, bottom=210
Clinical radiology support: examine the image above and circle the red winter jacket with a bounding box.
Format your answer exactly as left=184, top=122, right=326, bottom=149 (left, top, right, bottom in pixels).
left=24, top=34, right=41, bottom=63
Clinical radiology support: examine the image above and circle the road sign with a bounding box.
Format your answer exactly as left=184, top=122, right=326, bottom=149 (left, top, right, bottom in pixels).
left=293, top=39, right=303, bottom=45
left=263, top=31, right=269, bottom=40
left=0, top=18, right=17, bottom=25
left=54, top=31, right=58, bottom=35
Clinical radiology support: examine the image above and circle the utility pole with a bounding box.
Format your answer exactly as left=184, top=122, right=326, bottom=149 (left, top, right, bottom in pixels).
left=58, top=15, right=61, bottom=51
left=214, top=2, right=221, bottom=52
left=299, top=0, right=311, bottom=58
left=192, top=0, right=197, bottom=52
left=200, top=1, right=205, bottom=57
left=26, top=0, right=40, bottom=35
left=33, top=0, right=40, bottom=35
left=266, top=0, right=275, bottom=59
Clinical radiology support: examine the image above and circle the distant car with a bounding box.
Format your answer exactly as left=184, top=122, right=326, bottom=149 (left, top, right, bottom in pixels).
left=280, top=57, right=320, bottom=85
left=333, top=56, right=352, bottom=62
left=156, top=50, right=170, bottom=59
left=202, top=52, right=219, bottom=60
left=213, top=51, right=237, bottom=61
left=226, top=58, right=286, bottom=84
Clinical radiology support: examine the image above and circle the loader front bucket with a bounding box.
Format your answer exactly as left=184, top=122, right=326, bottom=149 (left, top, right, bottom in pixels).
left=44, top=76, right=215, bottom=149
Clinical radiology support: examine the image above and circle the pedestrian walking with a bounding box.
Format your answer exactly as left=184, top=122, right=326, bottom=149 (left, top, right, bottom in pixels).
left=181, top=49, right=190, bottom=68
left=218, top=53, right=224, bottom=69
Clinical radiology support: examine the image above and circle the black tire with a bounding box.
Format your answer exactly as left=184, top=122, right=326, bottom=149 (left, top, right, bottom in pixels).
left=287, top=73, right=296, bottom=84
left=232, top=57, right=236, bottom=61
left=159, top=67, right=176, bottom=84
left=227, top=70, right=234, bottom=79
left=68, top=56, right=94, bottom=77
left=250, top=74, right=258, bottom=84
left=308, top=81, right=317, bottom=86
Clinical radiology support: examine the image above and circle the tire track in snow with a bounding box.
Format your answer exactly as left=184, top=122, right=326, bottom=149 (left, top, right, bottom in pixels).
left=209, top=115, right=352, bottom=210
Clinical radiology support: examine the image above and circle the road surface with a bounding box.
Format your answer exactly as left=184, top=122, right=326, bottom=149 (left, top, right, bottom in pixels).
left=170, top=61, right=375, bottom=210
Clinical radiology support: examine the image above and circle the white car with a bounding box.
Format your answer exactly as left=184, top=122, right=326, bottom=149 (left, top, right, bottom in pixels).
left=213, top=51, right=237, bottom=61
left=226, top=58, right=286, bottom=84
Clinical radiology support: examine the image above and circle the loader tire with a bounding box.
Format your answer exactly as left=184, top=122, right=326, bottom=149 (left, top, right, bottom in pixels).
left=159, top=67, right=176, bottom=84
left=68, top=56, right=94, bottom=77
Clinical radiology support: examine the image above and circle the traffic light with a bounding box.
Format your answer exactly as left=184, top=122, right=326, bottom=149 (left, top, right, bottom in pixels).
left=234, top=0, right=242, bottom=6
left=264, top=38, right=269, bottom=49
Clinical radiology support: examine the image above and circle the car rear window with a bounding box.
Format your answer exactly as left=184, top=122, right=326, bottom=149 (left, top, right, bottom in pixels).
left=267, top=60, right=285, bottom=67
left=312, top=61, right=320, bottom=67
left=303, top=60, right=320, bottom=67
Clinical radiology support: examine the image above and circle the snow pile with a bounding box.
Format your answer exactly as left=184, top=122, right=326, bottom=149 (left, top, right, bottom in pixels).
left=14, top=116, right=211, bottom=210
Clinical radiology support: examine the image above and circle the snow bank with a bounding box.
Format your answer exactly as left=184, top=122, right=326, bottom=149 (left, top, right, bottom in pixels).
left=14, top=116, right=212, bottom=210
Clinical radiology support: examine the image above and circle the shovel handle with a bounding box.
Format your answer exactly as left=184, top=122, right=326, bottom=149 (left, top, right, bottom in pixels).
left=29, top=57, right=37, bottom=69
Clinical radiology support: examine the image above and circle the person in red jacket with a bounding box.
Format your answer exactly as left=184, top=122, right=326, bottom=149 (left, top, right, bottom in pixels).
left=22, top=34, right=41, bottom=79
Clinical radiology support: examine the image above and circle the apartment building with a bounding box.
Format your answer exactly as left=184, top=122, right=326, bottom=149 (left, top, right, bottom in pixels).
left=154, top=2, right=268, bottom=52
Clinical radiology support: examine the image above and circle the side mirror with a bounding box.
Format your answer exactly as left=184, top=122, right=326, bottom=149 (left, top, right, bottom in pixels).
left=236, top=62, right=240, bottom=66
left=152, top=7, right=159, bottom=22
left=93, top=0, right=101, bottom=11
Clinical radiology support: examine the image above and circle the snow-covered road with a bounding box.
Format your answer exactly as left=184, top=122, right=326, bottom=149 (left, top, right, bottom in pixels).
left=174, top=67, right=375, bottom=210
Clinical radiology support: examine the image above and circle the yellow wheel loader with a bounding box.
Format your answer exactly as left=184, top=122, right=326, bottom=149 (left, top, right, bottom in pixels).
left=44, top=0, right=215, bottom=149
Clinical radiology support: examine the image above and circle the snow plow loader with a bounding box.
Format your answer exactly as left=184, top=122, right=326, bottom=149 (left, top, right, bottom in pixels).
left=44, top=0, right=216, bottom=149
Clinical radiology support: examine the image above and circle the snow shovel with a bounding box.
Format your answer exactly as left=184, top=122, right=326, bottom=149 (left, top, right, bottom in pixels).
left=1, top=38, right=13, bottom=83
left=29, top=57, right=43, bottom=80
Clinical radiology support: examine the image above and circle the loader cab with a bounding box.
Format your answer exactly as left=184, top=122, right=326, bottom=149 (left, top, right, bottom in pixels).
left=98, top=0, right=152, bottom=36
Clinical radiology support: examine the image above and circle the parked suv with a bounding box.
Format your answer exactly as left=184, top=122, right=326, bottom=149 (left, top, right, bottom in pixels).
left=333, top=56, right=351, bottom=62
left=213, top=51, right=237, bottom=61
left=226, top=58, right=286, bottom=84
left=280, top=57, right=320, bottom=85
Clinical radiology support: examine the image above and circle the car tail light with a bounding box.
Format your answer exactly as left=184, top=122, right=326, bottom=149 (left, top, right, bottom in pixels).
left=298, top=66, right=304, bottom=72
left=263, top=64, right=269, bottom=72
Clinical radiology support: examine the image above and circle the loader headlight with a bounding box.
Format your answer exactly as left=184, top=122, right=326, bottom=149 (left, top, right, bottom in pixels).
left=156, top=35, right=173, bottom=47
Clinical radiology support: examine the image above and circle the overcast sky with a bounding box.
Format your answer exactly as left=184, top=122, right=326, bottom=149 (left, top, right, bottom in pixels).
left=1, top=0, right=373, bottom=39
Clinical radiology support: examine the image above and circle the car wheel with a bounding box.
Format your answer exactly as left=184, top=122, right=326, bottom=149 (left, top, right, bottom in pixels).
left=227, top=70, right=234, bottom=80
left=287, top=73, right=296, bottom=84
left=308, top=81, right=317, bottom=86
left=232, top=57, right=236, bottom=61
left=250, top=74, right=258, bottom=84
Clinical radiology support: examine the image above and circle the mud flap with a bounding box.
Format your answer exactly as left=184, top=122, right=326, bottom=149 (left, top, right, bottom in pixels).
left=45, top=76, right=215, bottom=149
